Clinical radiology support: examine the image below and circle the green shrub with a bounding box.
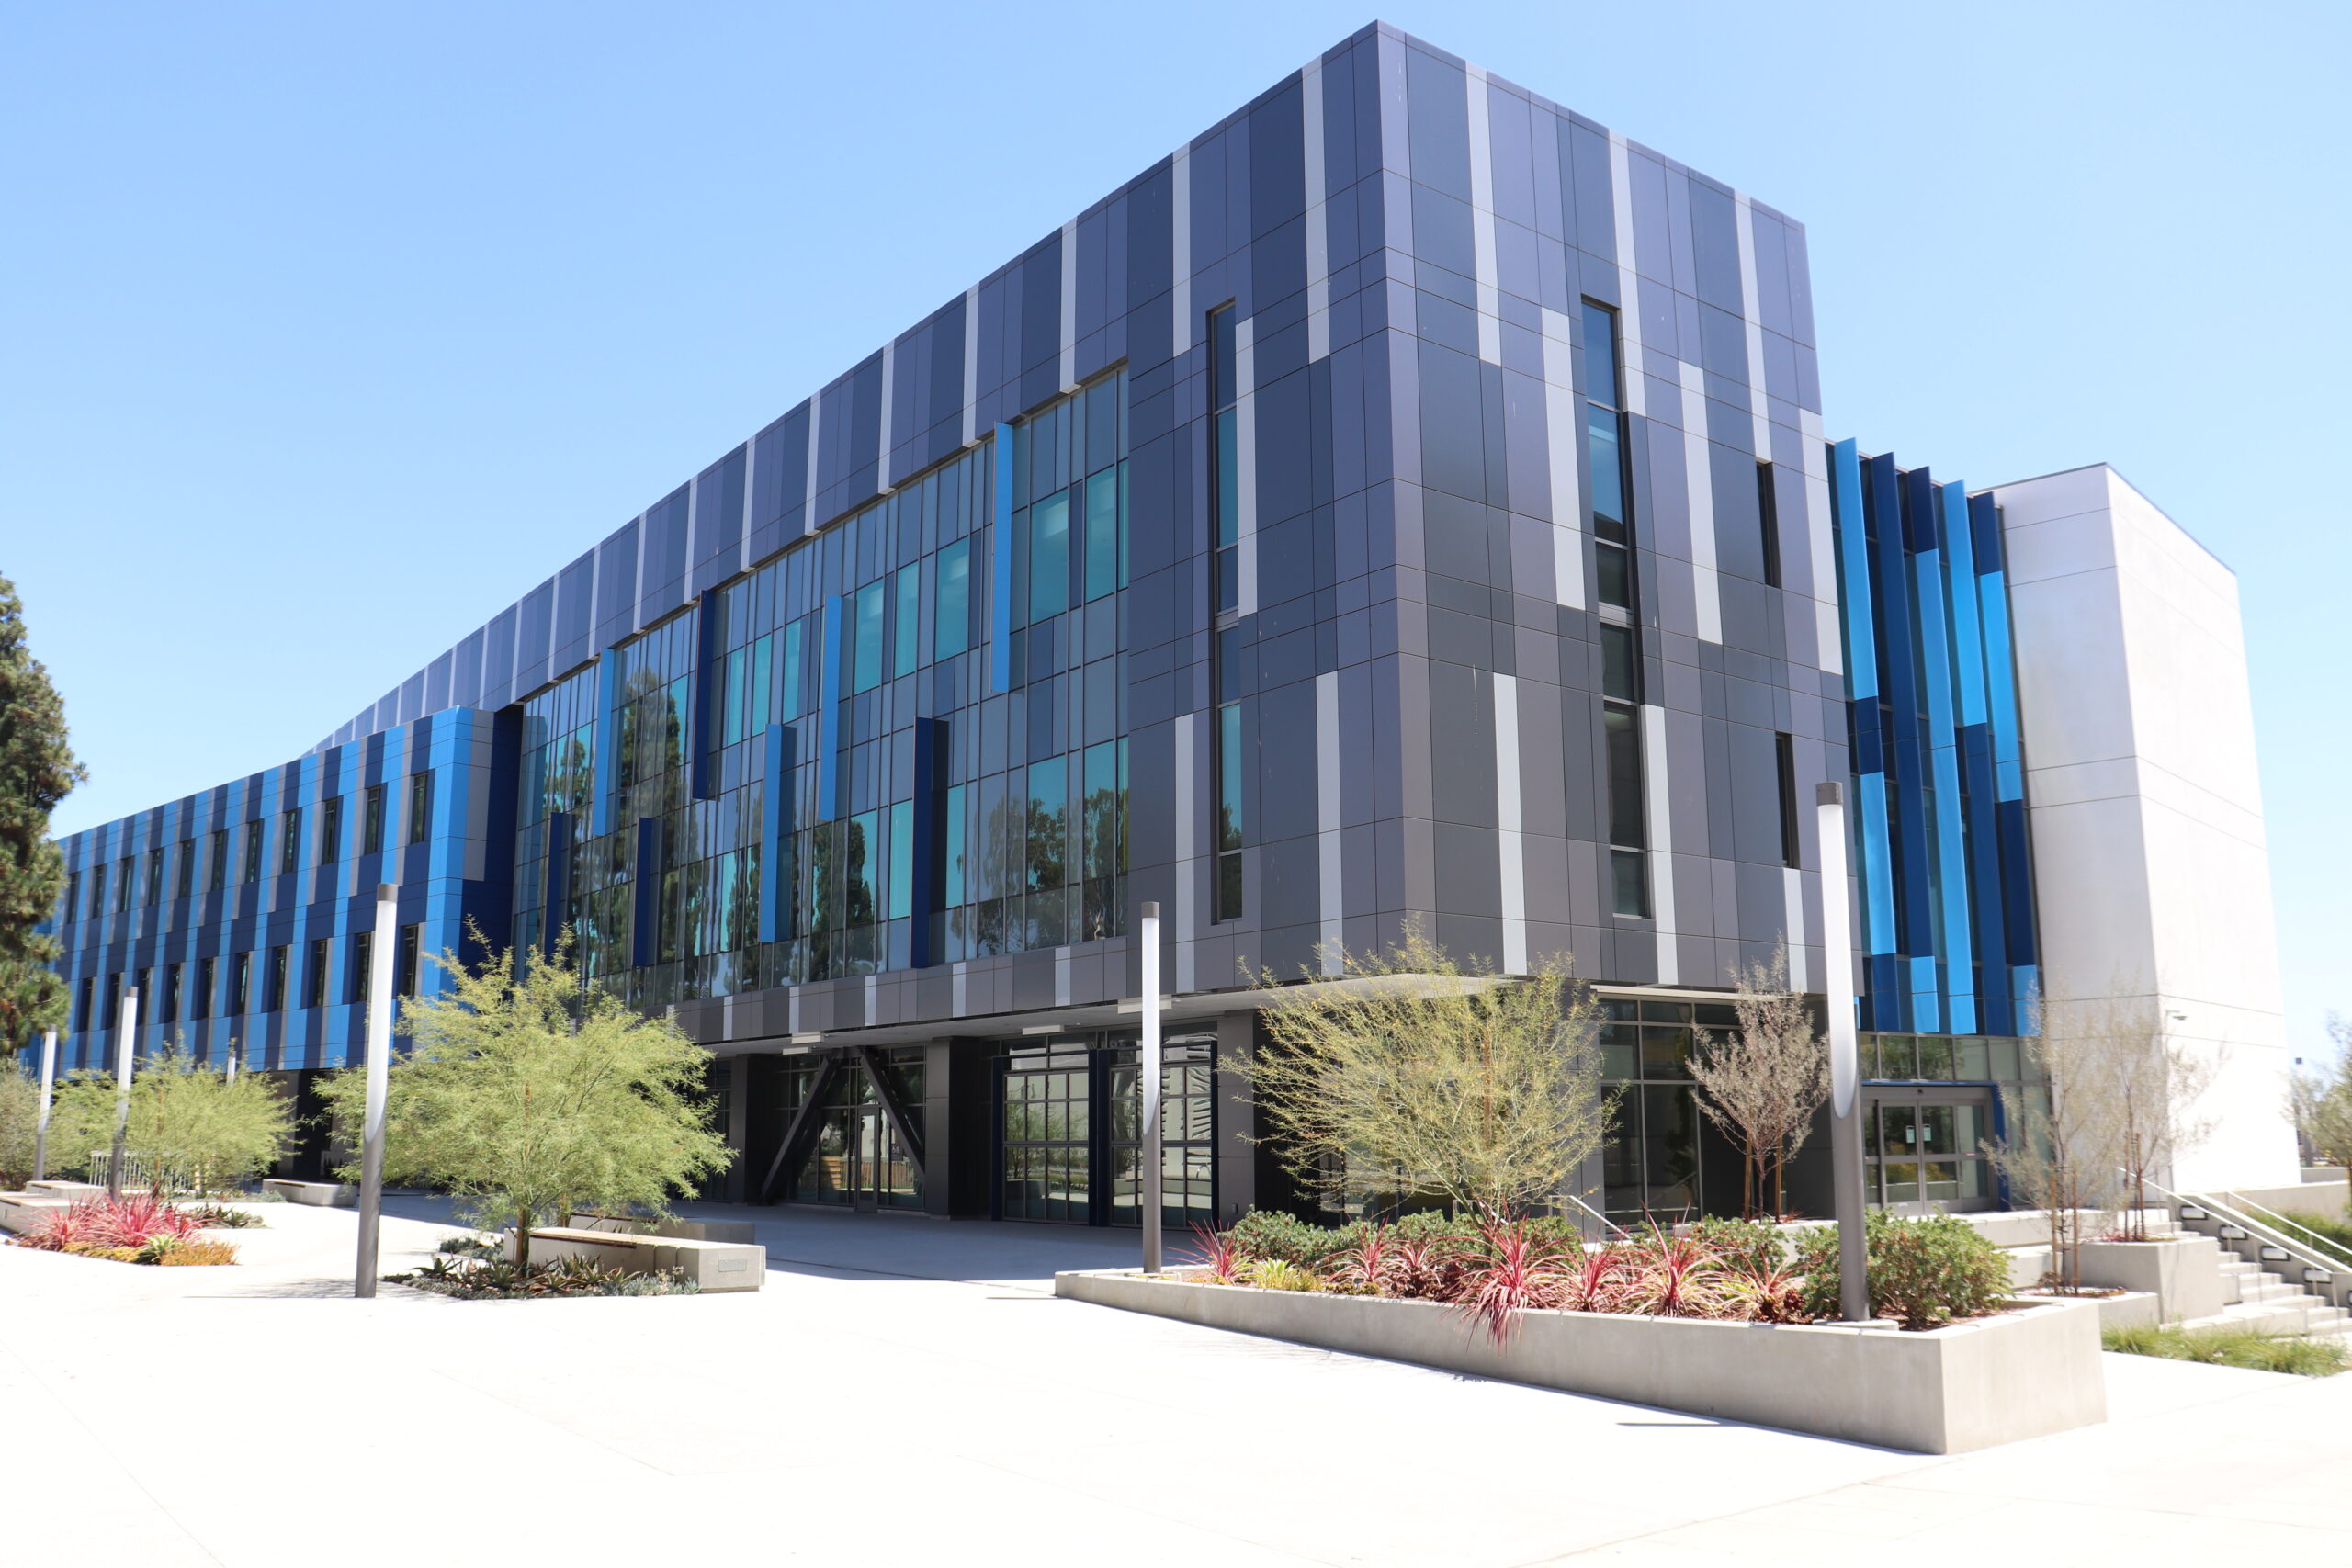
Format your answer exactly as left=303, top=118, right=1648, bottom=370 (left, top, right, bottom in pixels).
left=2104, top=1321, right=2346, bottom=1377
left=1689, top=1216, right=1784, bottom=1275
left=1250, top=1259, right=1326, bottom=1292
left=1227, top=1211, right=1365, bottom=1270
left=1793, top=1212, right=2009, bottom=1330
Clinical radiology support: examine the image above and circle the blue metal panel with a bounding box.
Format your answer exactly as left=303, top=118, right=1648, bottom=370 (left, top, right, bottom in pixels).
left=630, top=817, right=661, bottom=970
left=1941, top=482, right=1989, bottom=728
left=759, top=723, right=788, bottom=946
left=594, top=646, right=621, bottom=838
left=990, top=421, right=1014, bottom=694
left=1856, top=769, right=1896, bottom=957
left=691, top=592, right=720, bottom=802
left=1829, top=440, right=1877, bottom=701
left=820, top=594, right=844, bottom=822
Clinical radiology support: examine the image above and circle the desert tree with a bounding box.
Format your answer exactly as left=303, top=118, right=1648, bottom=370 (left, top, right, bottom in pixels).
left=1688, top=944, right=1828, bottom=1219
left=43, top=1043, right=292, bottom=1192
left=322, top=928, right=730, bottom=1266
left=2290, top=1012, right=2352, bottom=1217
left=1242, top=923, right=1611, bottom=1219
left=1985, top=987, right=2127, bottom=1292
left=0, top=571, right=86, bottom=1053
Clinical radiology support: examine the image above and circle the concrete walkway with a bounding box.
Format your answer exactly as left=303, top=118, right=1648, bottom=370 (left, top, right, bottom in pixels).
left=4, top=1202, right=2347, bottom=1566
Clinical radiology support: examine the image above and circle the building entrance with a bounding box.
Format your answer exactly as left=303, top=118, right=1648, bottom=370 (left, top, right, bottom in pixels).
left=1863, top=1085, right=1996, bottom=1212
left=997, top=1034, right=1216, bottom=1227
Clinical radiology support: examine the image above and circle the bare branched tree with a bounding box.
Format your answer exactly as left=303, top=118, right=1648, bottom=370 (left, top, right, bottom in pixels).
left=1243, top=923, right=1611, bottom=1219
left=2290, top=1012, right=2352, bottom=1217
left=2113, top=1008, right=2218, bottom=1240
left=1987, top=987, right=2128, bottom=1292
left=1688, top=944, right=1827, bottom=1218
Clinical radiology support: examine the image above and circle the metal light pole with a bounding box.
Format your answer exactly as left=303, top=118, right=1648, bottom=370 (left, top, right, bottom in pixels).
left=33, top=1029, right=57, bottom=1181
left=108, top=988, right=139, bottom=1200
left=355, top=882, right=398, bottom=1298
left=1815, top=782, right=1871, bottom=1323
left=1138, top=900, right=1163, bottom=1276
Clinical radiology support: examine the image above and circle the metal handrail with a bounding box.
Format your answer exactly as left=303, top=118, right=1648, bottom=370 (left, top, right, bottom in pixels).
left=1563, top=1191, right=1633, bottom=1240
left=2135, top=1172, right=2348, bottom=1310
left=2223, top=1194, right=2352, bottom=1272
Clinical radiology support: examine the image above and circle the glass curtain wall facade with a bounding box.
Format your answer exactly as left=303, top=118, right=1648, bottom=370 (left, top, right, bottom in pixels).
left=52, top=26, right=2097, bottom=1227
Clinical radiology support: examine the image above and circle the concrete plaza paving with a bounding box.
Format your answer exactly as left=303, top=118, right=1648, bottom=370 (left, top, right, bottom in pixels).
left=3, top=1199, right=2347, bottom=1566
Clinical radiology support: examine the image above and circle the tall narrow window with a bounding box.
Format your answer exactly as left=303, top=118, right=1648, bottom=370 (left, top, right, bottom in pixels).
left=305, top=938, right=330, bottom=1009
left=208, top=829, right=227, bottom=891
left=1215, top=700, right=1245, bottom=921
left=1583, top=300, right=1634, bottom=610
left=935, top=540, right=971, bottom=659
left=350, top=931, right=372, bottom=1005
left=893, top=566, right=920, bottom=678
left=1600, top=624, right=1639, bottom=703
left=75, top=976, right=92, bottom=1031
left=63, top=871, right=80, bottom=923
left=265, top=945, right=290, bottom=1011
left=115, top=857, right=133, bottom=911
left=1604, top=704, right=1649, bottom=918
left=1083, top=466, right=1121, bottom=603
left=277, top=809, right=302, bottom=875
left=162, top=962, right=182, bottom=1023
left=362, top=784, right=386, bottom=855
left=406, top=773, right=433, bottom=845
left=89, top=863, right=106, bottom=919
left=396, top=924, right=423, bottom=998
left=1775, top=732, right=1801, bottom=870
left=195, top=956, right=215, bottom=1019
left=319, top=795, right=344, bottom=864
left=1209, top=304, right=1240, bottom=615
left=1757, top=460, right=1782, bottom=588
left=1027, top=491, right=1070, bottom=624
left=231, top=952, right=252, bottom=1014
left=241, top=821, right=263, bottom=883
left=143, top=848, right=164, bottom=906
left=175, top=840, right=194, bottom=898
left=853, top=581, right=886, bottom=694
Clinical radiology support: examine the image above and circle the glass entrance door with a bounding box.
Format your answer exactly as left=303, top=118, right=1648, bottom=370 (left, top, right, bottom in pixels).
left=1864, top=1087, right=1996, bottom=1212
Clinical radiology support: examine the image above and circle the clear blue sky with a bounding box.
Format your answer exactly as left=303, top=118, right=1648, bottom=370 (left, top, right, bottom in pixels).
left=6, top=3, right=2345, bottom=1060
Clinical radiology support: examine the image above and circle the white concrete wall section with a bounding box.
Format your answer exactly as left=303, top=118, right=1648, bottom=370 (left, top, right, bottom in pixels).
left=1990, top=464, right=2296, bottom=1189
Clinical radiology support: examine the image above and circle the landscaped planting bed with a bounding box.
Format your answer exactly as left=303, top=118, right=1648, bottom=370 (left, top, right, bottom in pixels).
left=390, top=1237, right=701, bottom=1300
left=11, top=1194, right=254, bottom=1266
left=1057, top=1210, right=2105, bottom=1453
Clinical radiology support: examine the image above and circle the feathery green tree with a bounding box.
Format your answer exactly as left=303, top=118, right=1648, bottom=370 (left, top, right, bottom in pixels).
left=0, top=572, right=86, bottom=1054
left=1244, top=925, right=1611, bottom=1218
left=44, top=1044, right=291, bottom=1191
left=322, top=931, right=730, bottom=1265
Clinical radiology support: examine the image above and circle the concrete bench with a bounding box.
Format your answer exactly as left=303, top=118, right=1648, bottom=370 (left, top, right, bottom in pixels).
left=26, top=1180, right=106, bottom=1201
left=263, top=1179, right=356, bottom=1208
left=0, top=1193, right=76, bottom=1235
left=569, top=1212, right=758, bottom=1245
left=513, top=1226, right=764, bottom=1292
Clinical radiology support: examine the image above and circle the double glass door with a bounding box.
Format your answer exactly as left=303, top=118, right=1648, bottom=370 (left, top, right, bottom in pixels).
left=1864, top=1087, right=1996, bottom=1212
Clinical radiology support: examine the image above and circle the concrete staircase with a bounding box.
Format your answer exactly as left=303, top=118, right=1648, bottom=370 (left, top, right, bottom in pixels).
left=2174, top=1202, right=2352, bottom=1339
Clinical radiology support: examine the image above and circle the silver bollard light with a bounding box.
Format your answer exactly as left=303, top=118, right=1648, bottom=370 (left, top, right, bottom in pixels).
left=1138, top=900, right=1163, bottom=1277
left=355, top=883, right=399, bottom=1298
left=1815, top=782, right=1871, bottom=1323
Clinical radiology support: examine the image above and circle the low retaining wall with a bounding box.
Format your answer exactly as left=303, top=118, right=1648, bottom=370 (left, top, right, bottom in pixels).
left=0, top=1193, right=74, bottom=1235
left=569, top=1212, right=758, bottom=1245
left=1055, top=1270, right=2104, bottom=1455
left=514, top=1227, right=764, bottom=1292
left=2077, top=1238, right=2225, bottom=1322
left=263, top=1180, right=356, bottom=1208
left=2224, top=1182, right=2349, bottom=1222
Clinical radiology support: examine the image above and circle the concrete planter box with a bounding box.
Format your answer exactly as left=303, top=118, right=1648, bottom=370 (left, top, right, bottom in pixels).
left=569, top=1212, right=757, bottom=1245
left=2076, top=1238, right=2224, bottom=1322
left=514, top=1226, right=764, bottom=1292
left=1056, top=1269, right=2105, bottom=1455
left=263, top=1179, right=356, bottom=1208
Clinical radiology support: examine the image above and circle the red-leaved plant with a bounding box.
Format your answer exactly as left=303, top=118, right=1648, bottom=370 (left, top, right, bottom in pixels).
left=1559, top=1245, right=1628, bottom=1314
left=1617, top=1226, right=1731, bottom=1318
left=1723, top=1258, right=1812, bottom=1325
left=1324, top=1223, right=1399, bottom=1295
left=1388, top=1234, right=1464, bottom=1302
left=21, top=1196, right=205, bottom=1255
left=1453, top=1218, right=1569, bottom=1347
left=1183, top=1222, right=1247, bottom=1285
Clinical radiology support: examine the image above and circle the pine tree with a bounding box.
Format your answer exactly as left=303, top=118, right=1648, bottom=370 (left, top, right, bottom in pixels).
left=0, top=572, right=85, bottom=1054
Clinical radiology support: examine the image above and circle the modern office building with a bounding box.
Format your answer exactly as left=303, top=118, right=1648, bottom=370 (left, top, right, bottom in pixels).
left=38, top=23, right=2298, bottom=1222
